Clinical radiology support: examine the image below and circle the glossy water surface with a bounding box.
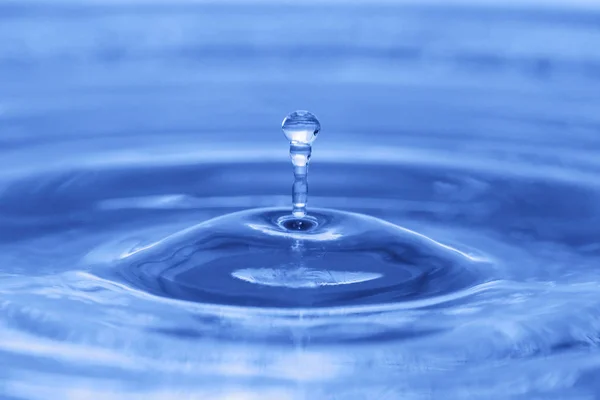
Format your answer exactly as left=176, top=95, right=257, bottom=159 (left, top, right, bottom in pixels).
left=1, top=2, right=600, bottom=399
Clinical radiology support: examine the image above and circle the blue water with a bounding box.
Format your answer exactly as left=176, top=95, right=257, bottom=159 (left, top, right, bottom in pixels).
left=2, top=1, right=600, bottom=399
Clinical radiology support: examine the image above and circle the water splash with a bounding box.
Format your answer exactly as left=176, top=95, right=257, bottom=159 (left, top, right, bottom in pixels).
left=92, top=113, right=490, bottom=308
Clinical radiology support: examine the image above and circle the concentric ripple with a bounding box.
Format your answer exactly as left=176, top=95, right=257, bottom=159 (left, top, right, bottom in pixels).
left=113, top=208, right=488, bottom=308
left=2, top=0, right=600, bottom=397
left=1, top=154, right=600, bottom=399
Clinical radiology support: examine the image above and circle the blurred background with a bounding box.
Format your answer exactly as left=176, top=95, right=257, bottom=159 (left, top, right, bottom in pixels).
left=1, top=0, right=600, bottom=173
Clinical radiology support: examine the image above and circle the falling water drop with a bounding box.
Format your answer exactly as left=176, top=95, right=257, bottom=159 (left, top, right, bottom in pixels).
left=281, top=110, right=320, bottom=221
left=282, top=110, right=320, bottom=144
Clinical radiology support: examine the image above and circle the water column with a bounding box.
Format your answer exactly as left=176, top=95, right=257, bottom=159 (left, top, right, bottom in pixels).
left=281, top=110, right=321, bottom=220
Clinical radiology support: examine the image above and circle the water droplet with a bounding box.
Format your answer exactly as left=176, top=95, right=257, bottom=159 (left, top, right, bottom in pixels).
left=282, top=110, right=320, bottom=220
left=281, top=110, right=320, bottom=145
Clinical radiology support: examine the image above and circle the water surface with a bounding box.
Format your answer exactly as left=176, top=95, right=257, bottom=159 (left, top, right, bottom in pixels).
left=1, top=1, right=600, bottom=399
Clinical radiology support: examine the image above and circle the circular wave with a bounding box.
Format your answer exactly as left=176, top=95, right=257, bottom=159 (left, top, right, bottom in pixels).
left=111, top=207, right=489, bottom=308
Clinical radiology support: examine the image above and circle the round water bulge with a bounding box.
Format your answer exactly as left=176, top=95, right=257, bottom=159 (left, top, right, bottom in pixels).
left=116, top=208, right=487, bottom=308
left=282, top=110, right=320, bottom=144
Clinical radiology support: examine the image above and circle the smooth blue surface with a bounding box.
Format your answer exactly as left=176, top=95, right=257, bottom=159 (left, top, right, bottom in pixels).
left=1, top=1, right=600, bottom=399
